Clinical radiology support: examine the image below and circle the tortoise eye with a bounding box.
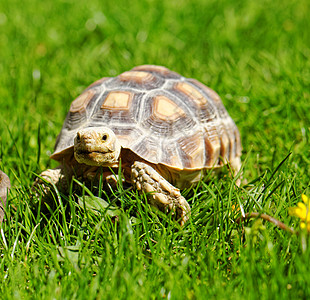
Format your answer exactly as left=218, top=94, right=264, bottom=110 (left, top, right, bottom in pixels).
left=102, top=134, right=108, bottom=141
left=76, top=133, right=81, bottom=142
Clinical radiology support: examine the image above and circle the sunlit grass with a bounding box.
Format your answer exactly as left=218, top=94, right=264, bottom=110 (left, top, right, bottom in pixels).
left=1, top=0, right=310, bottom=298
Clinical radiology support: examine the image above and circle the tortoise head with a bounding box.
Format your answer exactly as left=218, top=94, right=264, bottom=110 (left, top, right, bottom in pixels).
left=74, top=127, right=121, bottom=166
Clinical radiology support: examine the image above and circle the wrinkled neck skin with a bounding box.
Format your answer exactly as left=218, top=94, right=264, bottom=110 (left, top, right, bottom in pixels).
left=57, top=151, right=119, bottom=183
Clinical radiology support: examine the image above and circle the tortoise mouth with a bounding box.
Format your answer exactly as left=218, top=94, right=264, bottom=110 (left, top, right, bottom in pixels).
left=75, top=149, right=107, bottom=162
left=75, top=149, right=107, bottom=155
left=74, top=148, right=119, bottom=167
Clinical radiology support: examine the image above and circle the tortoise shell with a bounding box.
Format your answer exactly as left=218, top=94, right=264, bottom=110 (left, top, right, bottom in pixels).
left=51, top=65, right=241, bottom=170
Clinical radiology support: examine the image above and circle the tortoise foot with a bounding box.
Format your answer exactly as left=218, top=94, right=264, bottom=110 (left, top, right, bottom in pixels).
left=131, top=161, right=190, bottom=225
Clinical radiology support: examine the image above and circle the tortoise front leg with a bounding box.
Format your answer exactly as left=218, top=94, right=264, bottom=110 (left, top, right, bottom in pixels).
left=131, top=161, right=191, bottom=225
left=33, top=166, right=69, bottom=196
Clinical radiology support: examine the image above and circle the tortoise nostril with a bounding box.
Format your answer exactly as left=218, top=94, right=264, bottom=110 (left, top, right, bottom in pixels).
left=102, top=134, right=108, bottom=141
left=76, top=133, right=81, bottom=142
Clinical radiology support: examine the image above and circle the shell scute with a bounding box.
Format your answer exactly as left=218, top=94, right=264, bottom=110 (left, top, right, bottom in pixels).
left=177, top=132, right=205, bottom=169
left=140, top=91, right=197, bottom=138
left=106, top=69, right=165, bottom=91
left=152, top=95, right=186, bottom=121
left=69, top=89, right=95, bottom=114
left=130, top=136, right=160, bottom=163
left=65, top=88, right=100, bottom=131
left=90, top=90, right=143, bottom=126
left=132, top=65, right=181, bottom=79
left=203, top=128, right=221, bottom=167
left=101, top=91, right=133, bottom=110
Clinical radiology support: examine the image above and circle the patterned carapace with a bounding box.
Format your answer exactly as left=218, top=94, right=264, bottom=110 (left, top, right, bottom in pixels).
left=51, top=65, right=241, bottom=170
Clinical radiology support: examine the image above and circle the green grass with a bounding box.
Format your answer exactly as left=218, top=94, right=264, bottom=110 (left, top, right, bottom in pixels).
left=1, top=0, right=310, bottom=298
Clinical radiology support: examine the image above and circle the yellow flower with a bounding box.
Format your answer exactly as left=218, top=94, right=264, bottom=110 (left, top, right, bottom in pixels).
left=289, top=194, right=310, bottom=231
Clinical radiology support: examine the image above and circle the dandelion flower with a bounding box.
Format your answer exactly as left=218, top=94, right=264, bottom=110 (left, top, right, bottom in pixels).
left=289, top=194, right=310, bottom=231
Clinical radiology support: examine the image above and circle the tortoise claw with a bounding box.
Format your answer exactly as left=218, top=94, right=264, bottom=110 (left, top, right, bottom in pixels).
left=131, top=161, right=191, bottom=225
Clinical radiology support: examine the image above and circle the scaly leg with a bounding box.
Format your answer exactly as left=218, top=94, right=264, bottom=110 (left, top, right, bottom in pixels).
left=33, top=166, right=68, bottom=196
left=131, top=161, right=190, bottom=225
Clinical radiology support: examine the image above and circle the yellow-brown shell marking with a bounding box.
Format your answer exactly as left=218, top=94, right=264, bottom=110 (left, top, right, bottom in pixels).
left=119, top=71, right=155, bottom=84
left=101, top=91, right=133, bottom=110
left=153, top=95, right=186, bottom=121
left=175, top=82, right=208, bottom=106
left=69, top=90, right=95, bottom=114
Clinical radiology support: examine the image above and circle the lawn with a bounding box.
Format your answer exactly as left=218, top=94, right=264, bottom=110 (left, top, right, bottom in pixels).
left=1, top=0, right=310, bottom=298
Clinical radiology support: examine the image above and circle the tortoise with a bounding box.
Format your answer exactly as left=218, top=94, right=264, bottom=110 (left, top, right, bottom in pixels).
left=0, top=170, right=10, bottom=223
left=35, top=65, right=242, bottom=225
